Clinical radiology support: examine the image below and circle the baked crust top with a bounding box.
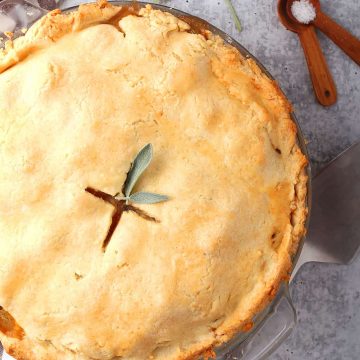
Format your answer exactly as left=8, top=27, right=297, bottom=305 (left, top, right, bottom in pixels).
left=0, top=2, right=307, bottom=359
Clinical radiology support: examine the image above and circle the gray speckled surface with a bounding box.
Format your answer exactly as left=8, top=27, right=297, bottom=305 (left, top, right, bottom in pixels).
left=143, top=1, right=359, bottom=359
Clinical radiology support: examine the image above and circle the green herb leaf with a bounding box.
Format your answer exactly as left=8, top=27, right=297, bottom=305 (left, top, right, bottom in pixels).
left=123, top=144, right=153, bottom=197
left=224, top=0, right=242, bottom=32
left=129, top=192, right=169, bottom=204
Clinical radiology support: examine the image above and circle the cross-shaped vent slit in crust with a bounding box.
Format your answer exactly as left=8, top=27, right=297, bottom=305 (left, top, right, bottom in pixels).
left=85, top=187, right=158, bottom=252
left=85, top=144, right=168, bottom=252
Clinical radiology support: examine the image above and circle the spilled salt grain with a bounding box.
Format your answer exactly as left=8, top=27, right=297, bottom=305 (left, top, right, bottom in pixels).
left=291, top=0, right=316, bottom=24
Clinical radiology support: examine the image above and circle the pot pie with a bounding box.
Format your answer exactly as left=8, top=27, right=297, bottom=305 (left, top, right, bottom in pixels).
left=0, top=1, right=308, bottom=359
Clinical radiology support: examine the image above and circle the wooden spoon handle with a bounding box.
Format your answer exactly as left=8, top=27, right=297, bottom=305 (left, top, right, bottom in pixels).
left=314, top=11, right=360, bottom=66
left=298, top=26, right=337, bottom=106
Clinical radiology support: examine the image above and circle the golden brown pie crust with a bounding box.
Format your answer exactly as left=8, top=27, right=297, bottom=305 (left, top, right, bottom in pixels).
left=0, top=1, right=308, bottom=359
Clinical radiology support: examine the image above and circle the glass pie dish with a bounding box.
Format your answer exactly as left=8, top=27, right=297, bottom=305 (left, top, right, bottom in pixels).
left=0, top=1, right=312, bottom=359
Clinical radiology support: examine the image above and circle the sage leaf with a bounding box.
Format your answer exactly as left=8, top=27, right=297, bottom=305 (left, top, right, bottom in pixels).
left=129, top=192, right=169, bottom=204
left=123, top=144, right=153, bottom=197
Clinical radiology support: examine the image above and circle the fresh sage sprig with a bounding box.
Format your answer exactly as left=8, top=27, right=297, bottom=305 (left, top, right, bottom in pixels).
left=85, top=143, right=169, bottom=251
left=116, top=144, right=169, bottom=205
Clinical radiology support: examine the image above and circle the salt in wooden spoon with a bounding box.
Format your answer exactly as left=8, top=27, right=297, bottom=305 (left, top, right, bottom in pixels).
left=278, top=0, right=337, bottom=106
left=287, top=0, right=360, bottom=66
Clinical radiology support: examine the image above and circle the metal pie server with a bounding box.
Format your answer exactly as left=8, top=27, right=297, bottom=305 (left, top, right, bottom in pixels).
left=292, top=140, right=360, bottom=279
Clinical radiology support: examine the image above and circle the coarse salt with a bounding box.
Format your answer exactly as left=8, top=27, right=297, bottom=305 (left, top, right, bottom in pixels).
left=291, top=0, right=316, bottom=24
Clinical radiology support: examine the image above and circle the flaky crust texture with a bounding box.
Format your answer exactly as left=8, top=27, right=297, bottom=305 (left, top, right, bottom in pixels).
left=0, top=1, right=308, bottom=359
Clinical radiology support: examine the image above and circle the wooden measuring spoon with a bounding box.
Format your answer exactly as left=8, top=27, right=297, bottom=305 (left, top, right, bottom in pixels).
left=278, top=0, right=337, bottom=106
left=287, top=0, right=360, bottom=66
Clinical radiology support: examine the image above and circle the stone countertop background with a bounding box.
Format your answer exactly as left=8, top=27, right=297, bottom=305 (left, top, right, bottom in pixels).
left=11, top=0, right=360, bottom=358
left=144, top=1, right=359, bottom=359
